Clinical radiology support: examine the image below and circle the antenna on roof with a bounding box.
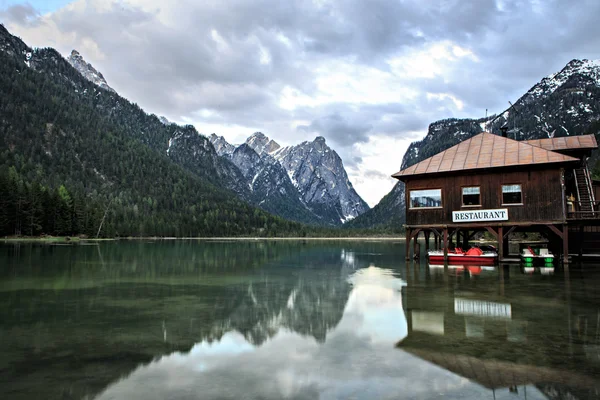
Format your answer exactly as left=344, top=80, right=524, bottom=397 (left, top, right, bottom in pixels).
left=500, top=123, right=509, bottom=138
left=486, top=100, right=522, bottom=137
left=485, top=109, right=488, bottom=131
left=507, top=101, right=522, bottom=140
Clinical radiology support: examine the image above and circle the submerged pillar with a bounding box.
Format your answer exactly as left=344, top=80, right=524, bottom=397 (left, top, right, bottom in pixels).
left=563, top=224, right=570, bottom=264
left=443, top=228, right=448, bottom=262
left=498, top=226, right=504, bottom=261
left=405, top=227, right=411, bottom=261
left=413, top=230, right=420, bottom=260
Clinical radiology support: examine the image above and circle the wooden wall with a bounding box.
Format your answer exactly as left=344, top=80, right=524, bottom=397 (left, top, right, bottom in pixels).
left=404, top=168, right=565, bottom=226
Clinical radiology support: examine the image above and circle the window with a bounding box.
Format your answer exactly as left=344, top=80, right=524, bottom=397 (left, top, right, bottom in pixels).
left=410, top=189, right=442, bottom=209
left=502, top=184, right=522, bottom=204
left=462, top=187, right=480, bottom=206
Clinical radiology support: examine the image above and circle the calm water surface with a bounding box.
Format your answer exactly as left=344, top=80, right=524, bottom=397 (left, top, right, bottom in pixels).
left=1, top=240, right=599, bottom=400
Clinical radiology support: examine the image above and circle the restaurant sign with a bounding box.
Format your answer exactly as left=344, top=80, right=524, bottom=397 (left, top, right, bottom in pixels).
left=452, top=208, right=508, bottom=223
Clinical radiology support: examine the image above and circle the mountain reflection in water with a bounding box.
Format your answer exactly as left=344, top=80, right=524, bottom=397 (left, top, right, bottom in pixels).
left=1, top=241, right=599, bottom=400
left=95, top=266, right=410, bottom=400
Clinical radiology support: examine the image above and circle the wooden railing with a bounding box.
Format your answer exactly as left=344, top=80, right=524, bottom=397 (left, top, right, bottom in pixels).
left=568, top=201, right=600, bottom=220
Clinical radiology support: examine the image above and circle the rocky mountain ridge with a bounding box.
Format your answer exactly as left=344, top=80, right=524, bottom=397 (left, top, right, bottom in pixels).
left=349, top=58, right=600, bottom=230
left=210, top=132, right=370, bottom=226
left=67, top=50, right=115, bottom=92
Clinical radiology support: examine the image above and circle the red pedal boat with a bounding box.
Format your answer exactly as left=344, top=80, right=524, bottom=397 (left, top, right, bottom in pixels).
left=427, top=246, right=498, bottom=265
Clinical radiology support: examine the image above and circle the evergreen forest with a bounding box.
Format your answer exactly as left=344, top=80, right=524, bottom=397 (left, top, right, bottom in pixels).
left=0, top=26, right=367, bottom=238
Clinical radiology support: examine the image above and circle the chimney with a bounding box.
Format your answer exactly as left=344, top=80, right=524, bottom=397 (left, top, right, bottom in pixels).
left=500, top=124, right=508, bottom=138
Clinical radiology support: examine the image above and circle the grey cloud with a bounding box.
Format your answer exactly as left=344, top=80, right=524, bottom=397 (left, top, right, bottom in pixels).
left=295, top=99, right=450, bottom=152
left=3, top=0, right=600, bottom=171
left=363, top=169, right=391, bottom=180
left=297, top=112, right=373, bottom=147
left=0, top=4, right=38, bottom=25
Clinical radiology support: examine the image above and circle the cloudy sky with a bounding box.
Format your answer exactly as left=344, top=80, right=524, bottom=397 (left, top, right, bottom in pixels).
left=2, top=0, right=600, bottom=206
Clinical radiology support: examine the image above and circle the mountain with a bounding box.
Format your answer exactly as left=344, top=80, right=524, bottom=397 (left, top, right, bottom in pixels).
left=349, top=58, right=600, bottom=230
left=344, top=182, right=406, bottom=232
left=165, top=127, right=252, bottom=200
left=209, top=133, right=235, bottom=156
left=67, top=49, right=115, bottom=92
left=271, top=135, right=369, bottom=223
left=229, top=143, right=322, bottom=224
left=209, top=132, right=370, bottom=226
left=0, top=23, right=312, bottom=237
left=245, top=131, right=281, bottom=155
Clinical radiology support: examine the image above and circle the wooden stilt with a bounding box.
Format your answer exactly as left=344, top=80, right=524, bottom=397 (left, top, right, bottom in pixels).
left=563, top=224, right=569, bottom=264
left=413, top=230, right=420, bottom=259
left=405, top=227, right=411, bottom=261
left=443, top=228, right=448, bottom=262
left=578, top=225, right=583, bottom=258
left=502, top=226, right=510, bottom=258
left=498, top=226, right=504, bottom=261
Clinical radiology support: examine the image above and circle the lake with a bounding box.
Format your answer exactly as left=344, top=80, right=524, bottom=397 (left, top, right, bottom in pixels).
left=1, top=240, right=599, bottom=400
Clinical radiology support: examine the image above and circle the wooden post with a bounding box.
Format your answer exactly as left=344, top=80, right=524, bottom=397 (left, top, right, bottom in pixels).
left=498, top=226, right=504, bottom=262
left=413, top=230, right=420, bottom=260
left=563, top=224, right=569, bottom=264
left=443, top=228, right=448, bottom=262
left=405, top=227, right=411, bottom=261
left=502, top=226, right=510, bottom=258
left=578, top=225, right=583, bottom=258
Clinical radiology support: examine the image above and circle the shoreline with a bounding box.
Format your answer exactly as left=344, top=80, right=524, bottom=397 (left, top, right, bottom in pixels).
left=1, top=236, right=407, bottom=242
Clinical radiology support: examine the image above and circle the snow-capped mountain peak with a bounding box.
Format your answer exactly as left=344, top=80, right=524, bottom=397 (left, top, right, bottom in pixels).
left=209, top=132, right=369, bottom=225
left=209, top=133, right=236, bottom=156
left=525, top=58, right=600, bottom=102
left=245, top=132, right=281, bottom=155
left=67, top=50, right=114, bottom=92
left=273, top=136, right=369, bottom=223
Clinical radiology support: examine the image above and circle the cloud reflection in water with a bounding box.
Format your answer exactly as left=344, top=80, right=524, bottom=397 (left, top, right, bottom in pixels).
left=95, top=266, right=496, bottom=399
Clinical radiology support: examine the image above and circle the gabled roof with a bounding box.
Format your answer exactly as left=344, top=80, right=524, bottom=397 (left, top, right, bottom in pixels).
left=392, top=132, right=579, bottom=180
left=523, top=134, right=598, bottom=152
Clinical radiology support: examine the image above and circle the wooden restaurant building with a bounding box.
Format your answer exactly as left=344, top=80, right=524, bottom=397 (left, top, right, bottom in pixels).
left=392, top=132, right=599, bottom=263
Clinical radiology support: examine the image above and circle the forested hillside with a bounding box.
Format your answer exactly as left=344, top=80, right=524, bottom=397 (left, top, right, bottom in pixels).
left=0, top=25, right=317, bottom=237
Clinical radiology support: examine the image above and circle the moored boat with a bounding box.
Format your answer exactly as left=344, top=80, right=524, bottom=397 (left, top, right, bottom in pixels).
left=520, top=246, right=554, bottom=264
left=427, top=246, right=498, bottom=265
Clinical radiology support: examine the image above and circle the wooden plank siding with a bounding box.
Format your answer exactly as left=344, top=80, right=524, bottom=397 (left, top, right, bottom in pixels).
left=405, top=168, right=565, bottom=226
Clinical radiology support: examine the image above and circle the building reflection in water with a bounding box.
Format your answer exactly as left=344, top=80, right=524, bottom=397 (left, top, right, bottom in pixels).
left=398, top=262, right=600, bottom=400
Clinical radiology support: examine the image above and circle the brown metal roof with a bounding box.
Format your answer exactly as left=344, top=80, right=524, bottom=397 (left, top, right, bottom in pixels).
left=523, top=134, right=598, bottom=151
left=392, top=132, right=579, bottom=179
